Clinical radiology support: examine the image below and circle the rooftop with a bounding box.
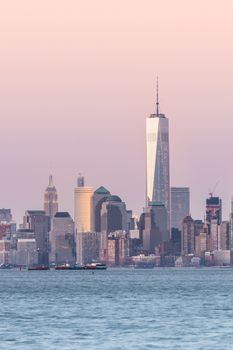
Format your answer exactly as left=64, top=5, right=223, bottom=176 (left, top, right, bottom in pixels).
left=94, top=186, right=110, bottom=195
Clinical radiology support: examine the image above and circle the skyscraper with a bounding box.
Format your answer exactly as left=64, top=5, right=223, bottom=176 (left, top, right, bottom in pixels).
left=50, top=212, right=75, bottom=265
left=74, top=175, right=93, bottom=233
left=182, top=215, right=195, bottom=255
left=143, top=202, right=169, bottom=253
left=100, top=195, right=128, bottom=234
left=146, top=81, right=170, bottom=228
left=44, top=175, right=58, bottom=222
left=206, top=195, right=222, bottom=225
left=92, top=186, right=111, bottom=232
left=23, top=210, right=50, bottom=265
left=171, top=187, right=190, bottom=230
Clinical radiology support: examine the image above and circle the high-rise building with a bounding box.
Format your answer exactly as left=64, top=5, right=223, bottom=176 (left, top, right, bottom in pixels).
left=146, top=81, right=170, bottom=229
left=23, top=210, right=50, bottom=265
left=16, top=238, right=37, bottom=266
left=0, top=209, right=12, bottom=222
left=74, top=175, right=93, bottom=233
left=182, top=216, right=195, bottom=255
left=171, top=187, right=190, bottom=230
left=206, top=196, right=222, bottom=226
left=143, top=202, right=169, bottom=253
left=100, top=195, right=127, bottom=234
left=229, top=197, right=233, bottom=250
left=220, top=221, right=229, bottom=250
left=74, top=176, right=93, bottom=263
left=195, top=231, right=207, bottom=258
left=50, top=212, right=75, bottom=265
left=92, top=186, right=111, bottom=232
left=44, top=174, right=58, bottom=223
left=76, top=231, right=99, bottom=265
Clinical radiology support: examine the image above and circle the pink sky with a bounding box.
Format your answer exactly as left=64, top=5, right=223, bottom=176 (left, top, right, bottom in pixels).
left=0, top=0, right=233, bottom=223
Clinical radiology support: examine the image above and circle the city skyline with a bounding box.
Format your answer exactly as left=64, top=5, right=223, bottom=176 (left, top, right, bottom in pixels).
left=1, top=1, right=233, bottom=223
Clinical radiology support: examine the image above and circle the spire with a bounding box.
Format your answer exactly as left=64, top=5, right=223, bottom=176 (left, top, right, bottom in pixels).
left=156, top=76, right=159, bottom=116
left=49, top=174, right=53, bottom=187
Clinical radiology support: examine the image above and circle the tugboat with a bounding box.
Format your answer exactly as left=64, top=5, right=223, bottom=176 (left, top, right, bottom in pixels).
left=85, top=262, right=107, bottom=270
left=28, top=265, right=50, bottom=271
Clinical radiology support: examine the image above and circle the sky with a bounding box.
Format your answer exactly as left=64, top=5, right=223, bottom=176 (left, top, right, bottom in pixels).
left=0, top=0, right=233, bottom=224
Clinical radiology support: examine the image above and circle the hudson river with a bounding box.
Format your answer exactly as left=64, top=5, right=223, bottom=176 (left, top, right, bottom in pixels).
left=1, top=268, right=233, bottom=349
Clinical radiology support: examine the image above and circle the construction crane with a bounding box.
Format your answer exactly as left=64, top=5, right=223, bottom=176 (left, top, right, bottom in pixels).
left=208, top=181, right=219, bottom=198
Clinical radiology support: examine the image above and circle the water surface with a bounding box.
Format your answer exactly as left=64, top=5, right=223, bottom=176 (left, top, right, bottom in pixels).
left=0, top=268, right=233, bottom=349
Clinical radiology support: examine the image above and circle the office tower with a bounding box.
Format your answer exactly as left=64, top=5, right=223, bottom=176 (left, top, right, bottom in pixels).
left=143, top=202, right=169, bottom=253
left=106, top=231, right=131, bottom=266
left=76, top=231, right=99, bottom=265
left=44, top=174, right=58, bottom=222
left=229, top=197, right=233, bottom=250
left=23, top=210, right=50, bottom=265
left=107, top=237, right=120, bottom=266
left=146, top=81, right=170, bottom=228
left=220, top=221, right=229, bottom=250
left=50, top=212, right=75, bottom=265
left=195, top=232, right=207, bottom=258
left=182, top=216, right=195, bottom=255
left=0, top=209, right=12, bottom=222
left=206, top=195, right=222, bottom=225
left=209, top=220, right=219, bottom=251
left=100, top=195, right=127, bottom=234
left=171, top=187, right=190, bottom=230
left=169, top=228, right=181, bottom=256
left=74, top=175, right=93, bottom=233
left=0, top=240, right=11, bottom=265
left=92, top=186, right=111, bottom=232
left=194, top=220, right=204, bottom=236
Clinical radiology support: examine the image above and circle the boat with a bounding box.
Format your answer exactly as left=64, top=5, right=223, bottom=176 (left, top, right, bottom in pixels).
left=55, top=263, right=72, bottom=270
left=85, top=262, right=107, bottom=270
left=0, top=264, right=12, bottom=269
left=55, top=264, right=85, bottom=270
left=28, top=265, right=50, bottom=271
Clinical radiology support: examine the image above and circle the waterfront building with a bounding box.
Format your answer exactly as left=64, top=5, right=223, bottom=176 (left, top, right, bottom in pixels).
left=23, top=210, right=50, bottom=265
left=50, top=212, right=75, bottom=265
left=44, top=174, right=58, bottom=224
left=182, top=216, right=195, bottom=255
left=16, top=238, right=37, bottom=266
left=76, top=231, right=99, bottom=265
left=0, top=240, right=11, bottom=265
left=171, top=187, right=190, bottom=230
left=146, top=82, right=170, bottom=228
left=143, top=202, right=169, bottom=253
left=92, top=186, right=110, bottom=232
left=100, top=195, right=127, bottom=234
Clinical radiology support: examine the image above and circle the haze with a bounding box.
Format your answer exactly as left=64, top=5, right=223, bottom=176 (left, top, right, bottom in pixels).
left=0, top=0, right=233, bottom=224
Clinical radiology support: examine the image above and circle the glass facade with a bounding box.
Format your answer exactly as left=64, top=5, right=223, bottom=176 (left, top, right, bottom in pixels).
left=146, top=113, right=170, bottom=228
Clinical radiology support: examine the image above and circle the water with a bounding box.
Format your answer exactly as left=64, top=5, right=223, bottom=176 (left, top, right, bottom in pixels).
left=0, top=268, right=233, bottom=350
